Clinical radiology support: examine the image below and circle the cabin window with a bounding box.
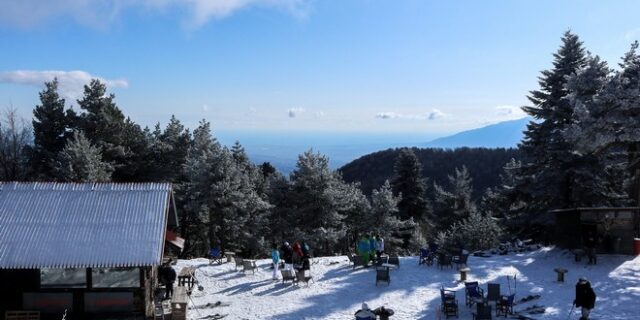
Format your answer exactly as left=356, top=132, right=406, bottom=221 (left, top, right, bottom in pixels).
left=40, top=268, right=87, bottom=288
left=92, top=268, right=141, bottom=288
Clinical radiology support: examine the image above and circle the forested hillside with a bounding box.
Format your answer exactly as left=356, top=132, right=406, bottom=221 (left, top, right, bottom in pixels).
left=339, top=147, right=521, bottom=199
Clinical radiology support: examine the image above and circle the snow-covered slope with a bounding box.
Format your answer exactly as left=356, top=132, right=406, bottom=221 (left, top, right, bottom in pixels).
left=175, top=248, right=639, bottom=320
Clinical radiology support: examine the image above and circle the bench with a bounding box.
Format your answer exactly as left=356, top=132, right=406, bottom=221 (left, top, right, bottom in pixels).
left=5, top=311, right=40, bottom=320
left=171, top=286, right=188, bottom=320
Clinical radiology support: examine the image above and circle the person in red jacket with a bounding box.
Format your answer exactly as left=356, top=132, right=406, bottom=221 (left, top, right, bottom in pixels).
left=293, top=241, right=304, bottom=261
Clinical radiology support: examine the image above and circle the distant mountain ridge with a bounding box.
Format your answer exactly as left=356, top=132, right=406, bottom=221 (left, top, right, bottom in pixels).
left=238, top=118, right=530, bottom=173
left=424, top=117, right=530, bottom=148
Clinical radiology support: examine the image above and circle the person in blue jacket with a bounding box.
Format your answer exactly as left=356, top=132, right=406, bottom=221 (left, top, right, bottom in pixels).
left=271, top=243, right=280, bottom=280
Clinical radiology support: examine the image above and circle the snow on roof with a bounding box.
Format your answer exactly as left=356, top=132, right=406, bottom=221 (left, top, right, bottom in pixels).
left=0, top=182, right=173, bottom=269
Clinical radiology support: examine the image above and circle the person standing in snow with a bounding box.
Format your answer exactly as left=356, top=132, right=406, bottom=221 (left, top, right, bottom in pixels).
left=281, top=241, right=294, bottom=270
left=375, top=234, right=384, bottom=260
left=358, top=235, right=371, bottom=266
left=292, top=241, right=304, bottom=266
left=584, top=231, right=597, bottom=265
left=160, top=260, right=177, bottom=300
left=301, top=241, right=311, bottom=258
left=573, top=277, right=596, bottom=320
left=369, top=234, right=377, bottom=260
left=271, top=243, right=280, bottom=280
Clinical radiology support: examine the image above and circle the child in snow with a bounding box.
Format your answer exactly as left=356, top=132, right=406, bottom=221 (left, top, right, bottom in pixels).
left=271, top=243, right=280, bottom=280
left=573, top=277, right=596, bottom=320
left=354, top=303, right=376, bottom=320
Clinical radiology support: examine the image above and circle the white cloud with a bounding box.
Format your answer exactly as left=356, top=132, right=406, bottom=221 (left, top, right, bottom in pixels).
left=287, top=107, right=304, bottom=118
left=202, top=104, right=210, bottom=112
left=625, top=28, right=640, bottom=41
left=375, top=112, right=400, bottom=120
left=0, top=0, right=310, bottom=29
left=376, top=109, right=448, bottom=120
left=427, top=108, right=446, bottom=120
left=0, top=70, right=128, bottom=101
left=495, top=105, right=527, bottom=119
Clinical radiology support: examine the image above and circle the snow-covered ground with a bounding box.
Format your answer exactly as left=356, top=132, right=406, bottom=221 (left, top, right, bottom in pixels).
left=175, top=248, right=640, bottom=319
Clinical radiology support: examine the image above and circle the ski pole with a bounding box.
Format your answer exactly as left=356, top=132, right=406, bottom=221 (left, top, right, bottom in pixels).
left=567, top=304, right=575, bottom=320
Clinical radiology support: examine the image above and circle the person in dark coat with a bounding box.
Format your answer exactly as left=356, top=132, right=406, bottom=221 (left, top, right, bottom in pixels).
left=573, top=277, right=596, bottom=320
left=584, top=232, right=597, bottom=265
left=281, top=242, right=294, bottom=270
left=160, top=260, right=177, bottom=299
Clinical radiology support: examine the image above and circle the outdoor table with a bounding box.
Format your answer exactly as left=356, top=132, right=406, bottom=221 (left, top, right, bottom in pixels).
left=379, top=263, right=397, bottom=270
left=177, top=266, right=196, bottom=290
left=224, top=251, right=236, bottom=263
left=554, top=268, right=568, bottom=282
left=459, top=267, right=471, bottom=282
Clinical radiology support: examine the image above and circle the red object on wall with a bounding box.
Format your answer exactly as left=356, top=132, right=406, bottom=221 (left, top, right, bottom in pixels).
left=634, top=238, right=640, bottom=255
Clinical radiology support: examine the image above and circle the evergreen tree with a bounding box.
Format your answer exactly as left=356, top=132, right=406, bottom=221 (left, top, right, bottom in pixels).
left=518, top=31, right=588, bottom=211
left=567, top=42, right=640, bottom=203
left=0, top=109, right=32, bottom=180
left=433, top=166, right=475, bottom=227
left=390, top=148, right=431, bottom=222
left=75, top=79, right=150, bottom=181
left=30, top=78, right=76, bottom=180
left=369, top=180, right=416, bottom=251
left=563, top=54, right=623, bottom=205
left=180, top=120, right=270, bottom=257
left=288, top=150, right=353, bottom=254
left=148, top=115, right=191, bottom=182
left=55, top=131, right=113, bottom=182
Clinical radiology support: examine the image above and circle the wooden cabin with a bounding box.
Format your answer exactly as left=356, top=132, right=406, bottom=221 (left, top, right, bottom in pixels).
left=551, top=207, right=640, bottom=255
left=0, top=182, right=182, bottom=320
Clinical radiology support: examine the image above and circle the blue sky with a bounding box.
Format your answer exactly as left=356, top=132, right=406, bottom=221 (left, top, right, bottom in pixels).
left=1, top=0, right=640, bottom=136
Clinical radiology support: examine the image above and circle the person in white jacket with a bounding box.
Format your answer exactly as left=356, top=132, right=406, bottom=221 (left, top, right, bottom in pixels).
left=375, top=235, right=385, bottom=260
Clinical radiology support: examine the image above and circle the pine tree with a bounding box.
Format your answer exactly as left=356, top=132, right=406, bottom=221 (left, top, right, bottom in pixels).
left=518, top=31, right=588, bottom=211
left=563, top=54, right=624, bottom=205
left=433, top=166, right=475, bottom=227
left=288, top=150, right=352, bottom=254
left=369, top=180, right=416, bottom=251
left=75, top=79, right=150, bottom=181
left=567, top=42, right=640, bottom=203
left=30, top=78, right=76, bottom=180
left=0, top=109, right=32, bottom=180
left=390, top=148, right=431, bottom=222
left=55, top=131, right=113, bottom=182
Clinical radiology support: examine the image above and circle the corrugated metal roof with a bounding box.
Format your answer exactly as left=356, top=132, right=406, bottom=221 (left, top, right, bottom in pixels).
left=0, top=182, right=173, bottom=269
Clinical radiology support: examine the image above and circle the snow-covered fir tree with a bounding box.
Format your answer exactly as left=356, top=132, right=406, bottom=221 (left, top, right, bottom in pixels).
left=55, top=131, right=113, bottom=182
